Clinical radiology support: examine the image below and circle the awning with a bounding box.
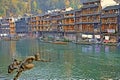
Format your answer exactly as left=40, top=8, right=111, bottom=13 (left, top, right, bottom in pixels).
left=105, top=36, right=109, bottom=40
left=107, top=29, right=115, bottom=33
left=82, top=34, right=93, bottom=38
left=0, top=34, right=8, bottom=36
left=95, top=35, right=101, bottom=39
left=87, top=35, right=93, bottom=38
left=82, top=34, right=87, bottom=38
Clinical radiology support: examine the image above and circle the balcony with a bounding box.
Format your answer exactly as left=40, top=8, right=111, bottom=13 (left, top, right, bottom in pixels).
left=101, top=13, right=118, bottom=18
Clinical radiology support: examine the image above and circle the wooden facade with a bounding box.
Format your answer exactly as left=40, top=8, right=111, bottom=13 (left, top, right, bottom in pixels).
left=81, top=0, right=101, bottom=34
left=75, top=9, right=82, bottom=32
left=7, top=18, right=16, bottom=36
left=29, top=0, right=120, bottom=44
left=30, top=0, right=102, bottom=38
left=62, top=10, right=75, bottom=32
left=101, top=5, right=120, bottom=43
left=0, top=18, right=10, bottom=37
left=42, top=14, right=51, bottom=32
left=101, top=5, right=120, bottom=34
left=31, top=14, right=51, bottom=32
left=30, top=16, right=37, bottom=33
left=50, top=13, right=63, bottom=32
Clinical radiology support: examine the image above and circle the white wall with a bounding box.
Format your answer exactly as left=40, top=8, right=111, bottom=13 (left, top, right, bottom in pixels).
left=101, top=0, right=119, bottom=9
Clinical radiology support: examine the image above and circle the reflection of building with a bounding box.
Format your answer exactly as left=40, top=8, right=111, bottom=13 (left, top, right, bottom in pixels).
left=101, top=5, right=120, bottom=43
left=10, top=41, right=17, bottom=58
left=104, top=46, right=109, bottom=53
left=63, top=50, right=74, bottom=78
left=81, top=45, right=93, bottom=53
left=94, top=45, right=101, bottom=53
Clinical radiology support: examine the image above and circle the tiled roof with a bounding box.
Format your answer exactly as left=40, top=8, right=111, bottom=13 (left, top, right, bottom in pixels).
left=83, top=0, right=100, bottom=4
left=82, top=4, right=99, bottom=9
left=74, top=9, right=82, bottom=12
left=50, top=13, right=61, bottom=16
left=103, top=5, right=120, bottom=11
left=63, top=10, right=75, bottom=14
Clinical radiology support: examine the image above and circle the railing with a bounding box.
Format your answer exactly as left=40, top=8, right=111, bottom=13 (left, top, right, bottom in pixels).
left=102, top=20, right=117, bottom=23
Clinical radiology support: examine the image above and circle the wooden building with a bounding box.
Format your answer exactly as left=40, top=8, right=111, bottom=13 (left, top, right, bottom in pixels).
left=75, top=9, right=82, bottom=32
left=50, top=13, right=64, bottom=40
left=7, top=18, right=16, bottom=37
left=75, top=9, right=82, bottom=42
left=15, top=17, right=30, bottom=37
left=50, top=13, right=63, bottom=32
left=28, top=1, right=120, bottom=44
left=62, top=10, right=75, bottom=32
left=30, top=16, right=37, bottom=37
left=101, top=5, right=120, bottom=44
left=42, top=14, right=51, bottom=32
left=80, top=0, right=102, bottom=43
left=0, top=18, right=16, bottom=37
left=30, top=14, right=49, bottom=37
left=0, top=18, right=10, bottom=37
left=62, top=10, right=76, bottom=41
left=38, top=15, right=44, bottom=32
left=39, top=14, right=54, bottom=41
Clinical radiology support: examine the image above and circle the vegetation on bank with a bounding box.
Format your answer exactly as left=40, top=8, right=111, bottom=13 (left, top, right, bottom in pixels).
left=0, top=0, right=82, bottom=17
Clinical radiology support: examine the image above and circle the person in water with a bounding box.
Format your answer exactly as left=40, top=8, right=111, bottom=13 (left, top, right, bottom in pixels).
left=8, top=53, right=51, bottom=80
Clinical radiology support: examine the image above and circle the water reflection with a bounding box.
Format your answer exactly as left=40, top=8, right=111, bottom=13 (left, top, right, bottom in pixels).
left=10, top=41, right=17, bottom=59
left=94, top=45, right=101, bottom=53
left=0, top=40, right=120, bottom=80
left=80, top=44, right=119, bottom=54
left=81, top=45, right=93, bottom=53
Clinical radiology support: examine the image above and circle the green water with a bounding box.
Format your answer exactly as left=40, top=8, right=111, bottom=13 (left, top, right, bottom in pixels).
left=0, top=39, right=120, bottom=80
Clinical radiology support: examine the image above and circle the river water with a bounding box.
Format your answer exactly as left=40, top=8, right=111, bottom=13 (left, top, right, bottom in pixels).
left=0, top=39, right=120, bottom=80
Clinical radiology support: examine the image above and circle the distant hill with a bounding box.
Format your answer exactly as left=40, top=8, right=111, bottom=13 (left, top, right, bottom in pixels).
left=0, top=0, right=83, bottom=17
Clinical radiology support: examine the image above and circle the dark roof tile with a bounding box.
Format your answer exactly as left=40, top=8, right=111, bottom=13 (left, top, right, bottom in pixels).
left=82, top=4, right=99, bottom=9
left=83, top=0, right=100, bottom=4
